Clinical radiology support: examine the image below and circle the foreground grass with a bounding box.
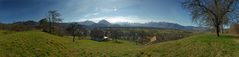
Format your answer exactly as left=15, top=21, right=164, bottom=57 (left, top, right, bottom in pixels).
left=0, top=30, right=140, bottom=57
left=0, top=30, right=239, bottom=57
left=0, top=31, right=74, bottom=57
left=141, top=34, right=239, bottom=57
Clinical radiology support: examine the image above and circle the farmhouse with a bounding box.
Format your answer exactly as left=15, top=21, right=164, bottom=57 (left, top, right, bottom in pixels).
left=90, top=29, right=111, bottom=41
left=149, top=36, right=157, bottom=42
left=230, top=24, right=239, bottom=34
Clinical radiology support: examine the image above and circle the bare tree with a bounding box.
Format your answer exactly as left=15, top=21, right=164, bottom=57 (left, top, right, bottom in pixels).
left=67, top=23, right=81, bottom=42
left=48, top=10, right=62, bottom=33
left=182, top=0, right=239, bottom=37
left=39, top=18, right=49, bottom=32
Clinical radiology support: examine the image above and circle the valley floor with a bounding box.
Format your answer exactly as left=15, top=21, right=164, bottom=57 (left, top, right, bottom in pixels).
left=0, top=30, right=239, bottom=57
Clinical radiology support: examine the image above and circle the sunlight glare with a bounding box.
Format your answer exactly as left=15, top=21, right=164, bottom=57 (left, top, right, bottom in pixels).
left=106, top=17, right=133, bottom=23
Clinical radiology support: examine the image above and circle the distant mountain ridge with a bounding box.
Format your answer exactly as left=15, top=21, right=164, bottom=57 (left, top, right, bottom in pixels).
left=98, top=19, right=111, bottom=26
left=78, top=20, right=95, bottom=25
left=76, top=20, right=203, bottom=30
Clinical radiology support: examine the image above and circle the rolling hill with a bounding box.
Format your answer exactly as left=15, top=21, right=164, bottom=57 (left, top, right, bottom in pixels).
left=0, top=30, right=239, bottom=57
left=0, top=30, right=140, bottom=57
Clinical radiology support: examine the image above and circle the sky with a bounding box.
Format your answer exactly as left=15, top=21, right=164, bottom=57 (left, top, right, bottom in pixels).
left=0, top=0, right=194, bottom=26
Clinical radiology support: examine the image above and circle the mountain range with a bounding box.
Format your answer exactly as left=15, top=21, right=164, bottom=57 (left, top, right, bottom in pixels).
left=77, top=20, right=204, bottom=30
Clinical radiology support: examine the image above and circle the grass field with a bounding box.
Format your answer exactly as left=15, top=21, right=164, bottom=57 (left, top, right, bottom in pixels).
left=0, top=30, right=239, bottom=57
left=140, top=34, right=239, bottom=57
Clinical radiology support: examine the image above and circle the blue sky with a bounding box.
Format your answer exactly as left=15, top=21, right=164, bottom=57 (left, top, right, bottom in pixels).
left=0, top=0, right=194, bottom=26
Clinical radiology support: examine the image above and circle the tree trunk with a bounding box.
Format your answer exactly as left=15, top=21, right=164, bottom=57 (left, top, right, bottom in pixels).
left=221, top=28, right=224, bottom=33
left=221, top=25, right=224, bottom=33
left=216, top=25, right=220, bottom=37
left=73, top=36, right=75, bottom=42
left=48, top=19, right=52, bottom=33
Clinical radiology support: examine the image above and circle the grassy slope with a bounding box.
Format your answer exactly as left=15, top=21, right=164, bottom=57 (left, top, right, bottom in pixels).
left=0, top=30, right=140, bottom=57
left=140, top=34, right=239, bottom=57
left=0, top=30, right=239, bottom=57
left=0, top=31, right=74, bottom=57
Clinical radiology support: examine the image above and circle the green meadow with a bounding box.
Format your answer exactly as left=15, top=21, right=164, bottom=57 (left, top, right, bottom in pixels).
left=1, top=30, right=239, bottom=57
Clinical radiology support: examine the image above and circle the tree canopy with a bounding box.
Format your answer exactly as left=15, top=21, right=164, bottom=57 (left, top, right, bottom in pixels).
left=182, top=0, right=239, bottom=36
